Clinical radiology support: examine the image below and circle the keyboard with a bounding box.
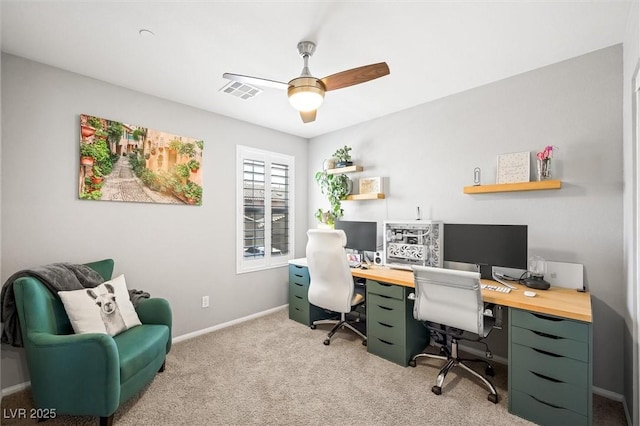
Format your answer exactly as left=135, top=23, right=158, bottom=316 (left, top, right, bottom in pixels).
left=481, top=283, right=512, bottom=293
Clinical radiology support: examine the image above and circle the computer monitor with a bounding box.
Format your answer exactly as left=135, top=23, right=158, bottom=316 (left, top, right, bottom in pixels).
left=334, top=220, right=377, bottom=253
left=443, top=224, right=528, bottom=280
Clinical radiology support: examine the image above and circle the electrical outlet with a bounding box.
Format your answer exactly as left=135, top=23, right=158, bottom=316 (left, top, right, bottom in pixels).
left=201, top=295, right=210, bottom=308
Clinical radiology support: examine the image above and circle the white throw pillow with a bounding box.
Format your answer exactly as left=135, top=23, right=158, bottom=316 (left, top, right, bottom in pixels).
left=59, top=274, right=142, bottom=336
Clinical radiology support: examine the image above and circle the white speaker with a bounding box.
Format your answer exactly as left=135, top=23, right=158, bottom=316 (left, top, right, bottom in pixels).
left=374, top=251, right=384, bottom=265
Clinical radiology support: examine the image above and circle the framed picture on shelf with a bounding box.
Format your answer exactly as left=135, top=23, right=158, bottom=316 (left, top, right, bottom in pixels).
left=496, top=151, right=530, bottom=184
left=359, top=177, right=383, bottom=194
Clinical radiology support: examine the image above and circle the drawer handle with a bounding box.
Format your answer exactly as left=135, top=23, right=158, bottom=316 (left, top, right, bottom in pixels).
left=373, top=294, right=393, bottom=300
left=294, top=274, right=304, bottom=278
left=377, top=322, right=393, bottom=328
left=294, top=295, right=303, bottom=300
left=532, top=347, right=562, bottom=358
left=531, top=330, right=561, bottom=340
left=294, top=307, right=302, bottom=312
left=294, top=283, right=304, bottom=287
left=530, top=394, right=565, bottom=410
left=375, top=282, right=392, bottom=288
left=532, top=313, right=563, bottom=322
left=376, top=338, right=393, bottom=346
left=377, top=305, right=393, bottom=311
left=530, top=370, right=563, bottom=383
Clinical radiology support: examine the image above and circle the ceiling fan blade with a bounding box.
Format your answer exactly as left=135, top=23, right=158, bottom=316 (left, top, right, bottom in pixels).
left=300, top=110, right=317, bottom=123
left=321, top=62, right=390, bottom=92
left=222, top=73, right=289, bottom=90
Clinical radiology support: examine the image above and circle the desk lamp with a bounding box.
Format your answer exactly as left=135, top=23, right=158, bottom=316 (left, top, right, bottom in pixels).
left=523, top=255, right=551, bottom=290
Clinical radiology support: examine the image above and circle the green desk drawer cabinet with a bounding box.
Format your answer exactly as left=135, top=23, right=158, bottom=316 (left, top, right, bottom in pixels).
left=366, top=279, right=428, bottom=366
left=508, top=309, right=592, bottom=425
left=288, top=264, right=334, bottom=326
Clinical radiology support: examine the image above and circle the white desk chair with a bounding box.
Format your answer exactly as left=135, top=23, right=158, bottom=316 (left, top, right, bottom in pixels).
left=306, top=229, right=367, bottom=346
left=409, top=266, right=499, bottom=403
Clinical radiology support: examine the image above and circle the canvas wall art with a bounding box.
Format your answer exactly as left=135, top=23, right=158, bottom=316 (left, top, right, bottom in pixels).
left=79, top=114, right=204, bottom=205
left=496, top=151, right=530, bottom=184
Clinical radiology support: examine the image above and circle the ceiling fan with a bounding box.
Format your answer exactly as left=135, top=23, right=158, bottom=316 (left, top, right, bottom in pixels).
left=222, top=41, right=390, bottom=124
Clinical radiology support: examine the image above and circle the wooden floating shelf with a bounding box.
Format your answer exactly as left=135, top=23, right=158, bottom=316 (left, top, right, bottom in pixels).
left=345, top=193, right=385, bottom=201
left=326, top=165, right=363, bottom=174
left=463, top=180, right=562, bottom=194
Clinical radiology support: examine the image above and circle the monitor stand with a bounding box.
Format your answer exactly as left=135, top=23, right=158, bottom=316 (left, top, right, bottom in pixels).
left=478, top=264, right=493, bottom=280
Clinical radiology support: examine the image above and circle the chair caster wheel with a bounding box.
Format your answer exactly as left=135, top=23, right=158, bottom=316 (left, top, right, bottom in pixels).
left=310, top=324, right=316, bottom=330
left=488, top=393, right=498, bottom=404
left=408, top=360, right=417, bottom=367
left=323, top=339, right=330, bottom=345
left=485, top=366, right=495, bottom=377
left=362, top=339, right=367, bottom=346
left=431, top=386, right=442, bottom=395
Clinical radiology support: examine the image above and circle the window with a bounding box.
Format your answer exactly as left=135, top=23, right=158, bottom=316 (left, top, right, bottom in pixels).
left=237, top=146, right=294, bottom=273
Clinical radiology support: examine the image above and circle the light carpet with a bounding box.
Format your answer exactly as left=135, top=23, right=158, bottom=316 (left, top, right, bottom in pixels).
left=1, top=308, right=627, bottom=425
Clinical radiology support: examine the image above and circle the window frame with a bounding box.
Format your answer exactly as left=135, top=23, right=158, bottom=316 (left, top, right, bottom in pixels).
left=236, top=145, right=295, bottom=274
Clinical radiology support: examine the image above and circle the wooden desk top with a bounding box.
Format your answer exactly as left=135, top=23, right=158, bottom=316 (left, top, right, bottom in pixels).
left=351, top=266, right=592, bottom=323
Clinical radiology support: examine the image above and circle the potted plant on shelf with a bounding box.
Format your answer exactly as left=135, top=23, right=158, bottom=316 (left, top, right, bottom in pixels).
left=314, top=209, right=337, bottom=227
left=314, top=170, right=351, bottom=226
left=333, top=145, right=353, bottom=168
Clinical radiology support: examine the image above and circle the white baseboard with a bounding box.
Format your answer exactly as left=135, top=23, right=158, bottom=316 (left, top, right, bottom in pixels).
left=172, top=304, right=287, bottom=344
left=593, top=385, right=625, bottom=401
left=592, top=386, right=631, bottom=426
left=1, top=305, right=288, bottom=397
left=2, top=380, right=31, bottom=398
left=3, top=304, right=631, bottom=425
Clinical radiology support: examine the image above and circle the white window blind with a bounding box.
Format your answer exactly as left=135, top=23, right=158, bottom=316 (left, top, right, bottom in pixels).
left=237, top=146, right=294, bottom=273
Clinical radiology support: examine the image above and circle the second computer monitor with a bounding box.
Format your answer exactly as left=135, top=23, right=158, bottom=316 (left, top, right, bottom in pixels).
left=443, top=223, right=528, bottom=280
left=334, top=220, right=377, bottom=253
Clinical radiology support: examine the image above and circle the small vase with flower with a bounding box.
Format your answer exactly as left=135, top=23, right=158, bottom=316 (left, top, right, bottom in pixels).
left=536, top=145, right=556, bottom=181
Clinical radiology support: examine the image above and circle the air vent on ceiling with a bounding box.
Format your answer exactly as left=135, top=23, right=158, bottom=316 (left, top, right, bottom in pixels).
left=219, top=80, right=262, bottom=100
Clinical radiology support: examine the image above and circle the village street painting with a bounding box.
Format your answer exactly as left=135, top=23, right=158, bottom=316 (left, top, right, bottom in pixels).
left=79, top=114, right=203, bottom=205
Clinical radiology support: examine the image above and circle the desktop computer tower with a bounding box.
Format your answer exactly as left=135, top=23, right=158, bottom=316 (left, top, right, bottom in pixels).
left=383, top=220, right=443, bottom=270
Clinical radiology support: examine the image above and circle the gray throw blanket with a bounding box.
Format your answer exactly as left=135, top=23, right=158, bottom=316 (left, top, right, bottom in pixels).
left=0, top=263, right=149, bottom=347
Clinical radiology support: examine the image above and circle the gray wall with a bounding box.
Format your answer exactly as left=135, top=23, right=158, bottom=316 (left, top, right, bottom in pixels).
left=622, top=1, right=640, bottom=423
left=0, top=54, right=309, bottom=389
left=309, top=45, right=624, bottom=394
left=0, top=43, right=631, bottom=400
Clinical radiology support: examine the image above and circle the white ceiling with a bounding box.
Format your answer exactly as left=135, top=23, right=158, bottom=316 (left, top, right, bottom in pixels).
left=1, top=1, right=634, bottom=139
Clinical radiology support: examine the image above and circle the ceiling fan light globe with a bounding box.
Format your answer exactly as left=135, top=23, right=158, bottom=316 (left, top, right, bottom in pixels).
left=288, top=77, right=325, bottom=112
left=289, top=91, right=323, bottom=112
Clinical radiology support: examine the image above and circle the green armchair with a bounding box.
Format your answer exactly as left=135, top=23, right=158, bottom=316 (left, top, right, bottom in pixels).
left=12, top=259, right=172, bottom=426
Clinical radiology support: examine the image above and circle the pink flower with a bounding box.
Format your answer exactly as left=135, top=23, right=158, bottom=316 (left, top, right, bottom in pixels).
left=537, top=145, right=555, bottom=161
